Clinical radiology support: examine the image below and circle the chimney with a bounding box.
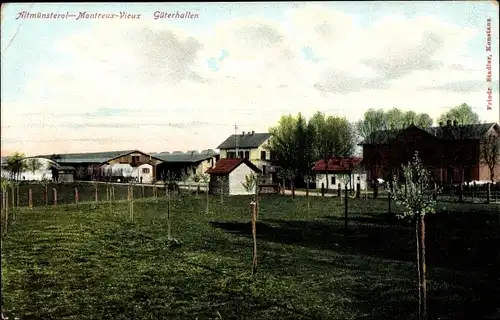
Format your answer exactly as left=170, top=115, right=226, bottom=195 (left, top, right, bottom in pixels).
left=241, top=131, right=245, bottom=136
left=251, top=130, right=255, bottom=135
left=439, top=121, right=444, bottom=127
left=446, top=119, right=452, bottom=126
left=453, top=120, right=458, bottom=126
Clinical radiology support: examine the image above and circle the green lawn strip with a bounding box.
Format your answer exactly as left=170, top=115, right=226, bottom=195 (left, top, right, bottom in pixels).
left=2, top=196, right=499, bottom=319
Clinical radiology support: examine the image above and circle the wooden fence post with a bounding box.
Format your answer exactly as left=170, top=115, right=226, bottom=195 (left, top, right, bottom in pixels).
left=45, top=185, right=48, bottom=206
left=129, top=185, right=134, bottom=221
left=75, top=188, right=79, bottom=205
left=29, top=189, right=33, bottom=210
left=340, top=185, right=343, bottom=204
left=95, top=185, right=98, bottom=203
left=472, top=182, right=476, bottom=202
left=142, top=185, right=145, bottom=198
left=250, top=201, right=258, bottom=274
left=53, top=188, right=57, bottom=206
left=5, top=191, right=9, bottom=234
left=108, top=185, right=112, bottom=213
left=11, top=185, right=15, bottom=209
left=1, top=191, right=3, bottom=234
left=17, top=185, right=20, bottom=208
left=487, top=183, right=491, bottom=204
left=338, top=183, right=341, bottom=197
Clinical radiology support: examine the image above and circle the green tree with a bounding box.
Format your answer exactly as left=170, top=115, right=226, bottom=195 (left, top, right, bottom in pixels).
left=268, top=114, right=300, bottom=196
left=26, top=158, right=42, bottom=177
left=6, top=152, right=26, bottom=180
left=437, top=103, right=480, bottom=125
left=392, top=152, right=440, bottom=320
left=310, top=112, right=355, bottom=191
left=303, top=120, right=317, bottom=209
left=414, top=113, right=433, bottom=128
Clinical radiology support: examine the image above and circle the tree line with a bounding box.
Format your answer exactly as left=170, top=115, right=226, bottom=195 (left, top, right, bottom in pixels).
left=267, top=103, right=500, bottom=191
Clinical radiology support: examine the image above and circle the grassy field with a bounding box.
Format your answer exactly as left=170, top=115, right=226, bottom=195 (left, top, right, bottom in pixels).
left=1, top=195, right=499, bottom=320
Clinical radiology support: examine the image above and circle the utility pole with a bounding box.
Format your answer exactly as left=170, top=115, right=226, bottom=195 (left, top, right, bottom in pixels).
left=234, top=124, right=239, bottom=158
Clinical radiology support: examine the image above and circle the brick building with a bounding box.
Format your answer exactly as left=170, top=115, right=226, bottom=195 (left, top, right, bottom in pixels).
left=360, top=121, right=500, bottom=184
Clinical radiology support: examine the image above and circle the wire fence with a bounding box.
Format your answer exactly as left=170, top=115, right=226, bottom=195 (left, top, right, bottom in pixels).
left=309, top=183, right=500, bottom=205
left=0, top=181, right=209, bottom=208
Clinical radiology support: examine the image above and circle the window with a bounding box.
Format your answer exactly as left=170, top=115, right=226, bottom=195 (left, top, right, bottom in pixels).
left=261, top=151, right=267, bottom=160
left=142, top=168, right=150, bottom=174
left=185, top=168, right=189, bottom=175
left=192, top=168, right=196, bottom=175
left=227, top=152, right=236, bottom=158
left=238, top=151, right=244, bottom=158
left=244, top=151, right=250, bottom=159
left=131, top=156, right=139, bottom=163
left=331, top=176, right=336, bottom=185
left=262, top=165, right=267, bottom=175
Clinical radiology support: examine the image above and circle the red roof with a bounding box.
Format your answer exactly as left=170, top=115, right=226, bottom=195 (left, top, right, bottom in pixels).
left=312, top=157, right=363, bottom=172
left=206, top=158, right=262, bottom=175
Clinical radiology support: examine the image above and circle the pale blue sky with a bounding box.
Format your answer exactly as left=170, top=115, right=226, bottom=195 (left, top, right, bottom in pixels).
left=2, top=1, right=496, bottom=104
left=1, top=1, right=499, bottom=155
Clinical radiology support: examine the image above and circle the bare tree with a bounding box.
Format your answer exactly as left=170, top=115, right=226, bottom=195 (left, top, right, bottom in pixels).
left=481, top=132, right=500, bottom=182
left=216, top=175, right=228, bottom=204
left=198, top=173, right=211, bottom=214
left=242, top=173, right=259, bottom=274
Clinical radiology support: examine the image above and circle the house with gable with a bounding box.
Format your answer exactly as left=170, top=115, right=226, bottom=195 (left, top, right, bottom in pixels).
left=206, top=158, right=262, bottom=195
left=216, top=130, right=276, bottom=184
left=153, top=149, right=220, bottom=182
left=312, top=157, right=367, bottom=191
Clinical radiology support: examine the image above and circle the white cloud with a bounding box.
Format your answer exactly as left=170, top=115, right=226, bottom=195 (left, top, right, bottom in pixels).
left=2, top=4, right=498, bottom=155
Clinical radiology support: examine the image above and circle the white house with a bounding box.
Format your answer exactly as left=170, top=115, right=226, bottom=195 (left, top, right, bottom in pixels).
left=312, top=157, right=367, bottom=191
left=206, top=158, right=262, bottom=196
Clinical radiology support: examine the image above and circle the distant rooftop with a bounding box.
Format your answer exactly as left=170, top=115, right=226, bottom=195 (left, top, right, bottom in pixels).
left=217, top=132, right=271, bottom=149
left=35, top=150, right=142, bottom=164
left=151, top=149, right=219, bottom=163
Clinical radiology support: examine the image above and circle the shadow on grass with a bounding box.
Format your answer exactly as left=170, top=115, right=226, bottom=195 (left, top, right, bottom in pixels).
left=209, top=210, right=500, bottom=320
